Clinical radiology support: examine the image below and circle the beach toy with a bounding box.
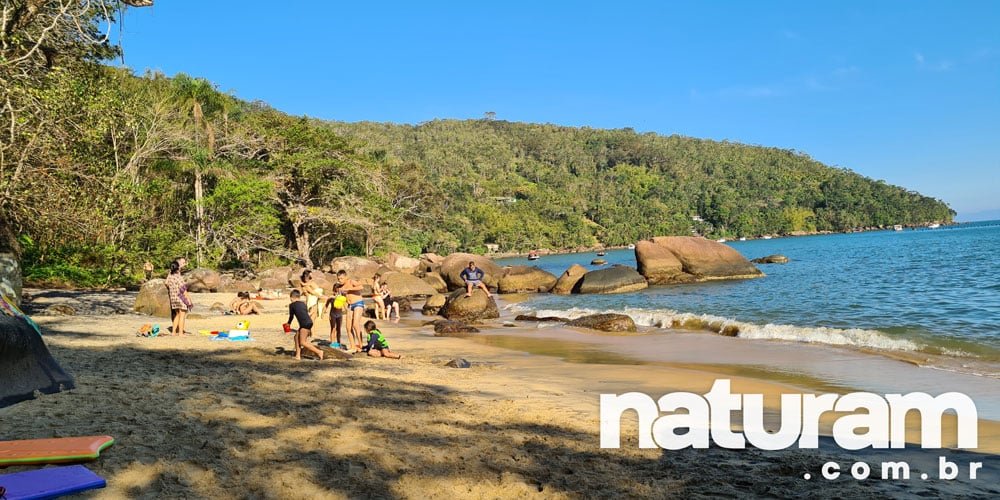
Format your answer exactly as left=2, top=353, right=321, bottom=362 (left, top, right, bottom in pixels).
left=0, top=465, right=106, bottom=499
left=150, top=324, right=160, bottom=337
left=0, top=435, right=115, bottom=466
left=282, top=323, right=292, bottom=333
left=236, top=320, right=250, bottom=330
left=198, top=329, right=211, bottom=336
left=333, top=296, right=347, bottom=309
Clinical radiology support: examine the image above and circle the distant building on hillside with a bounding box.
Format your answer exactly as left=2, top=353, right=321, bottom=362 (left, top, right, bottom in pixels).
left=691, top=215, right=704, bottom=222
left=485, top=243, right=500, bottom=253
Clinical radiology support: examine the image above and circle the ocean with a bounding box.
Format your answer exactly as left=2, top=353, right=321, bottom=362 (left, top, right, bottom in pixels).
left=498, top=220, right=1000, bottom=370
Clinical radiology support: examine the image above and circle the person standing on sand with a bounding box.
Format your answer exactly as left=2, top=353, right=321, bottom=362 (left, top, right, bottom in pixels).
left=460, top=261, right=491, bottom=298
left=165, top=260, right=189, bottom=336
left=287, top=290, right=324, bottom=361
left=336, top=270, right=366, bottom=352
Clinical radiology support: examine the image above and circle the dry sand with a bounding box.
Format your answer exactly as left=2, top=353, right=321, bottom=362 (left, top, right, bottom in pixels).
left=1, top=291, right=997, bottom=498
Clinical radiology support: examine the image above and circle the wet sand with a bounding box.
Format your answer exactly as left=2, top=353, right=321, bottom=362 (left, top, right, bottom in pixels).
left=0, top=291, right=997, bottom=498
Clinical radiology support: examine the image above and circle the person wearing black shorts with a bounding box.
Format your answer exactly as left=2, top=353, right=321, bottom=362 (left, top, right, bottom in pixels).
left=287, top=290, right=324, bottom=360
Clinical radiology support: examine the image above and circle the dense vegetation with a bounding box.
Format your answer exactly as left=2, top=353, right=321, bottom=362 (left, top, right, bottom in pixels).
left=0, top=2, right=953, bottom=287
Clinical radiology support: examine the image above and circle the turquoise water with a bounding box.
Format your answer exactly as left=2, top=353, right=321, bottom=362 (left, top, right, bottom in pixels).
left=499, top=221, right=1000, bottom=362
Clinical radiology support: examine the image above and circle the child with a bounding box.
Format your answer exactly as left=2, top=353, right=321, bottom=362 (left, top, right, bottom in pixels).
left=286, top=290, right=324, bottom=361
left=325, top=284, right=347, bottom=348
left=361, top=320, right=401, bottom=359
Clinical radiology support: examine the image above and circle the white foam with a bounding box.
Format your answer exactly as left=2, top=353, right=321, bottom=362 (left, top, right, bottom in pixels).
left=510, top=304, right=923, bottom=352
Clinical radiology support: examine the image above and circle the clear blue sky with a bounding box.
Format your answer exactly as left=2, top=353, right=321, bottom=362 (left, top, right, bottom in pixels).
left=118, top=1, right=1000, bottom=220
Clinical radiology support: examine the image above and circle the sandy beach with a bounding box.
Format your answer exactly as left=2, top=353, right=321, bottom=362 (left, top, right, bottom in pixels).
left=1, top=290, right=997, bottom=498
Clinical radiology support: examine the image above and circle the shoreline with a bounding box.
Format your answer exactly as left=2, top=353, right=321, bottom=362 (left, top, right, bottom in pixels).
left=2, top=290, right=997, bottom=497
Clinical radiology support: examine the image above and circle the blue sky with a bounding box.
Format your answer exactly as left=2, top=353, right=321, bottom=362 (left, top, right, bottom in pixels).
left=118, top=1, right=999, bottom=220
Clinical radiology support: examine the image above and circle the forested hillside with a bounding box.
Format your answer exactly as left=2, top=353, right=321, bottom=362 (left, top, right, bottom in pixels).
left=0, top=1, right=953, bottom=287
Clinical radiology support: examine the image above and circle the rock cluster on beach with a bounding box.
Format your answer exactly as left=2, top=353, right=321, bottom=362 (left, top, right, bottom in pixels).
left=635, top=236, right=763, bottom=284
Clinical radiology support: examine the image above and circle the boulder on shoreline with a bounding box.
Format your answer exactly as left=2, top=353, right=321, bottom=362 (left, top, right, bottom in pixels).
left=636, top=236, right=763, bottom=284
left=432, top=320, right=480, bottom=337
left=387, top=252, right=422, bottom=274
left=751, top=254, right=789, bottom=264
left=440, top=289, right=499, bottom=322
left=515, top=314, right=569, bottom=322
left=422, top=272, right=448, bottom=293
left=440, top=253, right=503, bottom=290
left=381, top=271, right=438, bottom=298
left=566, top=313, right=637, bottom=332
left=218, top=275, right=258, bottom=293
left=185, top=268, right=221, bottom=293
left=575, top=266, right=648, bottom=294
left=134, top=279, right=170, bottom=317
left=422, top=294, right=447, bottom=316
left=551, top=264, right=587, bottom=295
left=330, top=256, right=380, bottom=280
left=497, top=266, right=557, bottom=294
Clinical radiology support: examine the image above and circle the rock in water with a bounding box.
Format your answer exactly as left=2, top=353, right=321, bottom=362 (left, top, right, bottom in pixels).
left=433, top=320, right=480, bottom=336
left=515, top=314, right=569, bottom=322
left=566, top=313, right=637, bottom=332
left=445, top=358, right=472, bottom=368
left=440, top=253, right=503, bottom=290
left=440, top=289, right=499, bottom=322
left=551, top=264, right=587, bottom=295
left=498, top=266, right=557, bottom=293
left=751, top=254, right=789, bottom=264
left=636, top=236, right=763, bottom=284
left=590, top=259, right=607, bottom=265
left=575, top=266, right=648, bottom=294
left=185, top=268, right=221, bottom=292
left=422, top=294, right=447, bottom=316
left=134, top=279, right=171, bottom=317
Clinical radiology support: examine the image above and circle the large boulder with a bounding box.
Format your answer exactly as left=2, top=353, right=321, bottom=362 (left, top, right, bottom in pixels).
left=330, top=256, right=380, bottom=280
left=218, top=275, right=258, bottom=293
left=257, top=266, right=296, bottom=289
left=0, top=253, right=22, bottom=305
left=566, top=313, right=637, bottom=332
left=133, top=279, right=171, bottom=318
left=381, top=271, right=437, bottom=298
left=422, top=272, right=448, bottom=293
left=497, top=266, right=557, bottom=294
left=289, top=270, right=333, bottom=291
left=751, top=254, right=790, bottom=264
left=387, top=252, right=422, bottom=274
left=440, top=253, right=503, bottom=290
left=422, top=294, right=447, bottom=316
left=184, top=268, right=221, bottom=293
left=551, top=264, right=587, bottom=295
left=639, top=236, right=763, bottom=283
left=634, top=240, right=690, bottom=284
left=440, top=289, right=499, bottom=322
left=576, top=266, right=648, bottom=294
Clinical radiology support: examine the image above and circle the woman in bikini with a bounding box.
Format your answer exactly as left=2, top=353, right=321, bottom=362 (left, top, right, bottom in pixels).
left=336, top=270, right=366, bottom=352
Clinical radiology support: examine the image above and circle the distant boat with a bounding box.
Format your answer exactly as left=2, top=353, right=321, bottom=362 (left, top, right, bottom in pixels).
left=739, top=237, right=747, bottom=241
left=596, top=251, right=606, bottom=256
left=893, top=224, right=903, bottom=231
left=627, top=243, right=636, bottom=250
left=527, top=251, right=539, bottom=260
left=762, top=235, right=773, bottom=240
left=928, top=223, right=941, bottom=229
left=716, top=238, right=726, bottom=243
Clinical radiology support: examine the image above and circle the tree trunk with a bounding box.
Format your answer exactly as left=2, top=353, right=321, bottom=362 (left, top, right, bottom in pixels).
left=292, top=219, right=314, bottom=269
left=194, top=165, right=204, bottom=267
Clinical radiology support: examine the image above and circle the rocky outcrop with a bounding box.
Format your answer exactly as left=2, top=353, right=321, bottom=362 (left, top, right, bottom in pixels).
left=0, top=253, right=22, bottom=305
left=387, top=252, right=422, bottom=274
left=330, top=256, right=380, bottom=280
left=551, top=264, right=587, bottom=295
left=185, top=268, right=221, bottom=293
left=218, top=275, right=258, bottom=293
left=257, top=266, right=295, bottom=290
left=497, top=266, right=557, bottom=294
left=566, top=313, right=637, bottom=332
left=440, top=253, right=503, bottom=290
left=432, top=320, right=480, bottom=337
left=515, top=314, right=569, bottom=322
left=422, top=272, right=448, bottom=293
left=636, top=236, right=763, bottom=284
left=422, top=294, right=447, bottom=316
left=440, top=289, right=499, bottom=322
left=751, top=254, right=789, bottom=264
left=575, top=266, right=648, bottom=294
left=133, top=279, right=170, bottom=317
left=590, top=259, right=607, bottom=265
left=382, top=271, right=438, bottom=298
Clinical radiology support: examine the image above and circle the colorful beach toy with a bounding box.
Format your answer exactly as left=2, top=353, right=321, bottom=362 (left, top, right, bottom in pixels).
left=0, top=465, right=106, bottom=499
left=0, top=436, right=114, bottom=466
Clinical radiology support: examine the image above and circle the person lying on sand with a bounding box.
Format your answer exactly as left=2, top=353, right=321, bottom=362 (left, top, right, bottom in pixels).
left=229, top=291, right=260, bottom=315
left=361, top=320, right=401, bottom=359
left=286, top=290, right=323, bottom=361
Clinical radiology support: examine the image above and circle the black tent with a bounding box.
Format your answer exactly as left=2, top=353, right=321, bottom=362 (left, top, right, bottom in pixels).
left=0, top=313, right=75, bottom=408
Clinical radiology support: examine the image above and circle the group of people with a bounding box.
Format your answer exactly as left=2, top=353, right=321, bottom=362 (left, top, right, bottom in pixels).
left=285, top=269, right=401, bottom=361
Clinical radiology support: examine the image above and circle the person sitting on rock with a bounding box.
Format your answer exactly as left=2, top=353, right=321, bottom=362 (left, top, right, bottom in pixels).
left=229, top=291, right=260, bottom=315
left=460, top=261, right=491, bottom=298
